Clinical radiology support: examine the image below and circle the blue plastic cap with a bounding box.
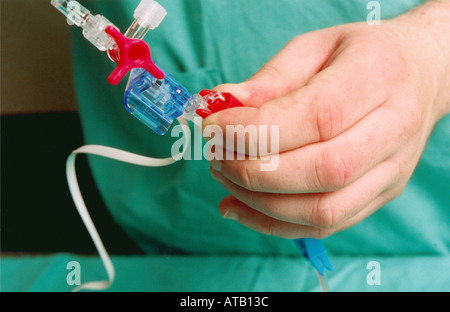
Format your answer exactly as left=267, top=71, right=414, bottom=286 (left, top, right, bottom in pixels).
left=295, top=238, right=334, bottom=276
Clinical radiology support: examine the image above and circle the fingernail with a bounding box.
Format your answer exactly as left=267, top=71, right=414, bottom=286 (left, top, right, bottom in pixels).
left=222, top=209, right=238, bottom=222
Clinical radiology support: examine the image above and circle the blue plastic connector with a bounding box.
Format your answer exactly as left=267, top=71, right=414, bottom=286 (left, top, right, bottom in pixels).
left=124, top=68, right=194, bottom=135
left=295, top=238, right=334, bottom=276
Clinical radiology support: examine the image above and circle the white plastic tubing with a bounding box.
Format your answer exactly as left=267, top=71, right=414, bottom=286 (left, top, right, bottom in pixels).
left=65, top=118, right=190, bottom=292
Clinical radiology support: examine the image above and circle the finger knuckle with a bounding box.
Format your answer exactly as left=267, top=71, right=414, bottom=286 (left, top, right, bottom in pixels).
left=236, top=162, right=257, bottom=190
left=401, top=104, right=423, bottom=134
left=314, top=94, right=343, bottom=141
left=254, top=64, right=283, bottom=82
left=310, top=196, right=336, bottom=229
left=314, top=148, right=352, bottom=190
left=264, top=218, right=279, bottom=237
left=307, top=227, right=335, bottom=239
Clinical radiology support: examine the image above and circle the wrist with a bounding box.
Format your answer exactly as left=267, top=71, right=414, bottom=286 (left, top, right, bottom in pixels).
left=394, top=1, right=450, bottom=118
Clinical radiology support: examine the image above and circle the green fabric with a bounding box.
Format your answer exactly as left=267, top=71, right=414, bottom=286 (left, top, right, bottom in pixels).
left=2, top=253, right=450, bottom=291
left=52, top=0, right=450, bottom=291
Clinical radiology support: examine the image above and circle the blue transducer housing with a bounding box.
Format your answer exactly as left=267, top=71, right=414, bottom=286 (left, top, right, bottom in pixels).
left=124, top=68, right=194, bottom=135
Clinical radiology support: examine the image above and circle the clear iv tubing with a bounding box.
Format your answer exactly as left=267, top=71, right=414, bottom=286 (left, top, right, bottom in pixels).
left=318, top=272, right=330, bottom=292
left=125, top=20, right=152, bottom=41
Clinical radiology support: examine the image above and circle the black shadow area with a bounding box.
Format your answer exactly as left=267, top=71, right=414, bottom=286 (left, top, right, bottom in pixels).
left=1, top=112, right=143, bottom=255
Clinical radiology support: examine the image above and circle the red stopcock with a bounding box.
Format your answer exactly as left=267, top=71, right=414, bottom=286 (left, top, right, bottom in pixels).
left=105, top=26, right=165, bottom=85
left=196, top=89, right=244, bottom=119
left=105, top=26, right=243, bottom=119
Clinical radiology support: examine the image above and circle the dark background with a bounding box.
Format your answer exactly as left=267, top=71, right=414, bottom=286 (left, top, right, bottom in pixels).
left=1, top=0, right=143, bottom=255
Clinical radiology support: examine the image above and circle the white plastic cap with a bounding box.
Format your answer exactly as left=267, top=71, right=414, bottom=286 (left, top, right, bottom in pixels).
left=134, top=0, right=167, bottom=29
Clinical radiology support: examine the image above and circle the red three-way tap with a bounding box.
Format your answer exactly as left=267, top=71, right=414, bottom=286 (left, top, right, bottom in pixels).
left=196, top=89, right=244, bottom=118
left=105, top=26, right=165, bottom=85
left=104, top=26, right=243, bottom=118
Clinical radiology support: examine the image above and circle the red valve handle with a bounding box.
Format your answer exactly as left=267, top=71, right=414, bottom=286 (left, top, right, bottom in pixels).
left=196, top=89, right=244, bottom=119
left=105, top=26, right=165, bottom=85
left=104, top=27, right=241, bottom=117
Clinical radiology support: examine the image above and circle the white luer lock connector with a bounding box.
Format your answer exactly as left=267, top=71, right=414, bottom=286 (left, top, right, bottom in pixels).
left=82, top=15, right=116, bottom=51
left=124, top=0, right=167, bottom=40
left=52, top=0, right=167, bottom=51
left=134, top=0, right=167, bottom=29
left=51, top=0, right=116, bottom=51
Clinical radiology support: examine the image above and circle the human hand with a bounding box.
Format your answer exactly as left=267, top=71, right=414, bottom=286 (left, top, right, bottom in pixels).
left=203, top=2, right=450, bottom=239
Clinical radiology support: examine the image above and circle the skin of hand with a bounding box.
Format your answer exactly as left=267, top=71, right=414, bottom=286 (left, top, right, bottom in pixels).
left=202, top=1, right=450, bottom=239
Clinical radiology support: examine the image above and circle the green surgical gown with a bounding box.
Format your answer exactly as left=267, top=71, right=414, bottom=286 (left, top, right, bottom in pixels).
left=7, top=0, right=444, bottom=292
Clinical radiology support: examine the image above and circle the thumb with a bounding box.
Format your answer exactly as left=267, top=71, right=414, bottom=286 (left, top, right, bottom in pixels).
left=212, top=27, right=341, bottom=108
